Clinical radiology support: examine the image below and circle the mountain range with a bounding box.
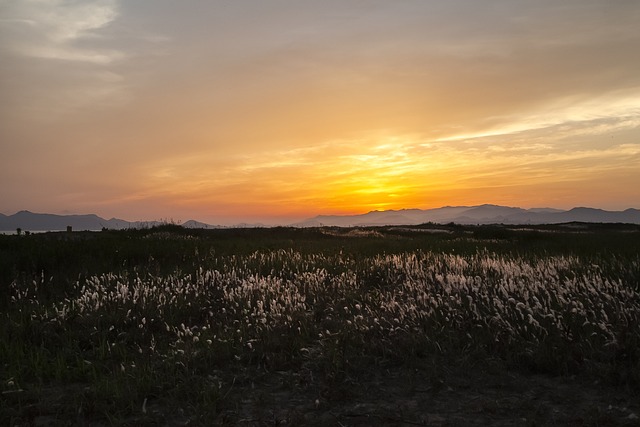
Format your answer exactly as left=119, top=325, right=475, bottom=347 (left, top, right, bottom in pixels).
left=2, top=205, right=640, bottom=231
left=293, top=205, right=640, bottom=227
left=0, top=211, right=159, bottom=232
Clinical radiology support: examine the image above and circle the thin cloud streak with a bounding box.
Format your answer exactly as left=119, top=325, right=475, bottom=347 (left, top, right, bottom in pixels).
left=0, top=0, right=120, bottom=63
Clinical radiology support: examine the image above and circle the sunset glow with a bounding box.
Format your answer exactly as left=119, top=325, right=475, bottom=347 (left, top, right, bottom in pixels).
left=1, top=1, right=639, bottom=224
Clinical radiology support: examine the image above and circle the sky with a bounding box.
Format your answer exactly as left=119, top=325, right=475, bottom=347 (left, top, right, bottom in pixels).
left=1, top=0, right=639, bottom=225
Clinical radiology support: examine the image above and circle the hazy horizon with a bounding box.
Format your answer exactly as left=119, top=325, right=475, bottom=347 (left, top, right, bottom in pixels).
left=2, top=1, right=639, bottom=225
left=2, top=203, right=640, bottom=227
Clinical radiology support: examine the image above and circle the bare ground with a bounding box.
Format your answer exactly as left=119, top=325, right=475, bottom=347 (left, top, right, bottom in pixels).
left=210, top=363, right=640, bottom=427
left=6, top=361, right=640, bottom=426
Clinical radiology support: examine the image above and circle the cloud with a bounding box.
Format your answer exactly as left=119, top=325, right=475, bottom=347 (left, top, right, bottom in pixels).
left=0, top=0, right=120, bottom=63
left=0, top=0, right=129, bottom=122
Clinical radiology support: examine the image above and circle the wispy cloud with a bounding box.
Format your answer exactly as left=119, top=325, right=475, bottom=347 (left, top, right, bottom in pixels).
left=0, top=0, right=130, bottom=120
left=0, top=0, right=120, bottom=63
left=435, top=91, right=640, bottom=143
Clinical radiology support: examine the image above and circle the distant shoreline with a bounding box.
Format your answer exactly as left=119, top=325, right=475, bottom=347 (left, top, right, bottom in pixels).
left=0, top=230, right=101, bottom=235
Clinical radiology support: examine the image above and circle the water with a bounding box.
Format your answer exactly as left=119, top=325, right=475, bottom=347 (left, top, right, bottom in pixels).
left=0, top=230, right=102, bottom=235
left=0, top=230, right=56, bottom=235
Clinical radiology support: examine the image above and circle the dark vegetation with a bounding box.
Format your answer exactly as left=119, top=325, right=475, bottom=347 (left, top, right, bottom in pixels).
left=1, top=223, right=639, bottom=425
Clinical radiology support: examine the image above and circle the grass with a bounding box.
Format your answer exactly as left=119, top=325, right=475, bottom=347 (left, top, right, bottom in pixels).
left=1, top=223, right=639, bottom=424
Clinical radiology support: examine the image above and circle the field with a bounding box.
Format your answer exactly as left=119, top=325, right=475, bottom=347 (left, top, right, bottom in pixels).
left=2, top=223, right=640, bottom=426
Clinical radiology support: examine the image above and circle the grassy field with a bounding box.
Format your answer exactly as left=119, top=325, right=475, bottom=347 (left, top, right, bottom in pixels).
left=2, top=223, right=640, bottom=425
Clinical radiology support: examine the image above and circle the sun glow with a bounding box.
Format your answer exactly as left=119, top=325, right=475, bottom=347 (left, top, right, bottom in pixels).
left=111, top=120, right=640, bottom=223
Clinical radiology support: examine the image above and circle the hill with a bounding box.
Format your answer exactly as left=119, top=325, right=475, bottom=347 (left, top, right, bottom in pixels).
left=293, top=204, right=640, bottom=227
left=3, top=205, right=640, bottom=231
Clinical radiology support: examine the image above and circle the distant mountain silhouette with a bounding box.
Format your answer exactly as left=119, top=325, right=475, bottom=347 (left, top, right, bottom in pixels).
left=0, top=211, right=255, bottom=231
left=2, top=205, right=640, bottom=231
left=182, top=219, right=221, bottom=229
left=0, top=211, right=164, bottom=231
left=293, top=204, right=640, bottom=227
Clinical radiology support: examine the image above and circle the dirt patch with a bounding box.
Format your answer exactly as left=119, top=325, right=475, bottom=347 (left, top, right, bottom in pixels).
left=5, top=362, right=639, bottom=426
left=208, top=363, right=639, bottom=426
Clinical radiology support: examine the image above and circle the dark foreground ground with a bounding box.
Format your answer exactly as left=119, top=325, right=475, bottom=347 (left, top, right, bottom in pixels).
left=8, top=360, right=640, bottom=426
left=2, top=223, right=639, bottom=426
left=218, top=363, right=639, bottom=426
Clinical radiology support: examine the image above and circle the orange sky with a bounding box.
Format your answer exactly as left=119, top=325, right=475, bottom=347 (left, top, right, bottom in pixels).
left=1, top=1, right=639, bottom=225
